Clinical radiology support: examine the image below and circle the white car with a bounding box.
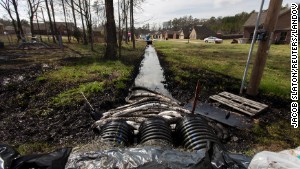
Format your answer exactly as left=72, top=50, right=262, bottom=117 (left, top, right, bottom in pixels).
left=204, top=36, right=223, bottom=43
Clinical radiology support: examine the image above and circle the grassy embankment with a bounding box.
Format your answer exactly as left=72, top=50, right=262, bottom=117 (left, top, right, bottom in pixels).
left=154, top=39, right=299, bottom=155
left=7, top=41, right=145, bottom=155
left=46, top=43, right=145, bottom=107
left=155, top=39, right=290, bottom=98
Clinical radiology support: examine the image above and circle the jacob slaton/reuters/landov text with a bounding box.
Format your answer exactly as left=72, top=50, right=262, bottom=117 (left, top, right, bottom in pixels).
left=291, top=3, right=298, bottom=128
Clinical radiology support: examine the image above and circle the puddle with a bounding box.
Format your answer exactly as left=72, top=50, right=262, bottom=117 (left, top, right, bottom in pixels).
left=134, top=45, right=172, bottom=98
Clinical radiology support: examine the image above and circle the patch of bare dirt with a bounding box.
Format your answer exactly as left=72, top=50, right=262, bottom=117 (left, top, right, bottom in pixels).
left=0, top=48, right=141, bottom=153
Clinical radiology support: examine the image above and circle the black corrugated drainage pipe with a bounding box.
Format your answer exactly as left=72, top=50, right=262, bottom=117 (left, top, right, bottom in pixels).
left=100, top=120, right=134, bottom=146
left=175, top=116, right=223, bottom=150
left=139, top=118, right=173, bottom=146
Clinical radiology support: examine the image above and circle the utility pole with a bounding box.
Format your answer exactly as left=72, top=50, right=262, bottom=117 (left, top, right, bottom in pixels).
left=130, top=0, right=135, bottom=49
left=246, top=0, right=283, bottom=96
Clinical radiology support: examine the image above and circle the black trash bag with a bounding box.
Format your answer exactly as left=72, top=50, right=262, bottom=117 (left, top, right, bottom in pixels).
left=0, top=144, right=20, bottom=169
left=209, top=144, right=249, bottom=169
left=186, top=141, right=250, bottom=169
left=10, top=148, right=72, bottom=169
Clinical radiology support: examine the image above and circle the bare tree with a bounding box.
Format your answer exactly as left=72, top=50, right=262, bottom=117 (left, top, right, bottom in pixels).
left=49, top=0, right=59, bottom=41
left=0, top=0, right=18, bottom=35
left=35, top=11, right=42, bottom=41
left=27, top=0, right=41, bottom=36
left=130, top=0, right=135, bottom=49
left=66, top=0, right=79, bottom=43
left=40, top=7, right=50, bottom=42
left=118, top=0, right=122, bottom=57
left=123, top=0, right=129, bottom=44
left=11, top=0, right=24, bottom=36
left=44, top=0, right=56, bottom=43
left=70, top=0, right=77, bottom=28
left=92, top=0, right=105, bottom=27
left=61, top=0, right=71, bottom=42
left=79, top=0, right=88, bottom=45
left=104, top=0, right=117, bottom=59
left=84, top=0, right=94, bottom=50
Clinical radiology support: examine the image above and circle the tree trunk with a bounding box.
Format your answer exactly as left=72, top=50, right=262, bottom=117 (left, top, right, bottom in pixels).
left=27, top=0, right=34, bottom=35
left=87, top=0, right=94, bottom=50
left=118, top=0, right=122, bottom=57
left=50, top=0, right=59, bottom=41
left=70, top=0, right=77, bottom=28
left=79, top=0, right=88, bottom=45
left=104, top=0, right=117, bottom=59
left=130, top=0, right=135, bottom=49
left=84, top=0, right=93, bottom=50
left=41, top=7, right=50, bottom=42
left=35, top=13, right=42, bottom=42
left=11, top=0, right=24, bottom=36
left=123, top=0, right=128, bottom=44
left=61, top=0, right=70, bottom=43
left=44, top=0, right=56, bottom=43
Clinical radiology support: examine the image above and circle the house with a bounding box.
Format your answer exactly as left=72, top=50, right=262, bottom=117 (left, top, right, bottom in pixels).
left=33, top=23, right=48, bottom=35
left=55, top=22, right=75, bottom=34
left=163, top=30, right=176, bottom=39
left=32, top=22, right=75, bottom=35
left=179, top=27, right=191, bottom=39
left=3, top=25, right=30, bottom=35
left=150, top=31, right=161, bottom=39
left=173, top=31, right=180, bottom=39
left=0, top=23, right=4, bottom=34
left=243, top=7, right=297, bottom=44
left=189, top=25, right=216, bottom=40
left=4, top=26, right=15, bottom=34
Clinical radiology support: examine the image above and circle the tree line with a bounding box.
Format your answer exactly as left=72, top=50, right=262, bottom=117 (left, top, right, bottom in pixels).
left=0, top=0, right=145, bottom=59
left=139, top=12, right=253, bottom=35
left=138, top=3, right=289, bottom=35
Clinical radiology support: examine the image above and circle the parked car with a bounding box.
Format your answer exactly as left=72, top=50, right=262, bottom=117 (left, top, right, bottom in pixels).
left=204, top=36, right=223, bottom=43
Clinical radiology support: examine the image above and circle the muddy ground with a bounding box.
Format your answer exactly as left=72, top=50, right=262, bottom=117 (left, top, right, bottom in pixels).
left=0, top=46, right=294, bottom=155
left=0, top=47, right=140, bottom=153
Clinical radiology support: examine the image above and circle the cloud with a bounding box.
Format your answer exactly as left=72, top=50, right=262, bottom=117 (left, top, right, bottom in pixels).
left=213, top=0, right=243, bottom=8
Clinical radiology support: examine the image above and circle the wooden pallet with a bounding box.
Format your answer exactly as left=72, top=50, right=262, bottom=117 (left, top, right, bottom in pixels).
left=209, top=91, right=268, bottom=116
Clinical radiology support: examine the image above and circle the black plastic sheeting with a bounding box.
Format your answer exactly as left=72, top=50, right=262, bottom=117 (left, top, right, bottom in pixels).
left=0, top=144, right=71, bottom=169
left=0, top=144, right=19, bottom=169
left=66, top=144, right=250, bottom=169
left=1, top=142, right=250, bottom=169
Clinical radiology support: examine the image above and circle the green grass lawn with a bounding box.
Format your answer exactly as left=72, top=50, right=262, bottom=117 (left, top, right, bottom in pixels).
left=41, top=42, right=145, bottom=107
left=155, top=39, right=298, bottom=155
left=154, top=39, right=290, bottom=99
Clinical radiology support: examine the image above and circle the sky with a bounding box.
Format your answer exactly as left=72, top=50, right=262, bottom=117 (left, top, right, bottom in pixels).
left=0, top=0, right=299, bottom=28
left=136, top=0, right=299, bottom=27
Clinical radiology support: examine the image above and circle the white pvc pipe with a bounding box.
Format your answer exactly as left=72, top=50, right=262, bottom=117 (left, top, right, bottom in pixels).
left=240, top=0, right=265, bottom=94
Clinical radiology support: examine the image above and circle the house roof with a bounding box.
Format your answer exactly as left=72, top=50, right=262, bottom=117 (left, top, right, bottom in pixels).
left=180, top=27, right=191, bottom=36
left=4, top=26, right=14, bottom=31
left=164, top=30, right=176, bottom=35
left=193, top=25, right=216, bottom=38
left=33, top=23, right=47, bottom=30
left=243, top=8, right=291, bottom=27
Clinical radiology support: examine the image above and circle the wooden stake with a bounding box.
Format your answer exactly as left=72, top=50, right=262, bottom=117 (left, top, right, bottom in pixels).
left=246, top=0, right=283, bottom=96
left=192, top=80, right=201, bottom=114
